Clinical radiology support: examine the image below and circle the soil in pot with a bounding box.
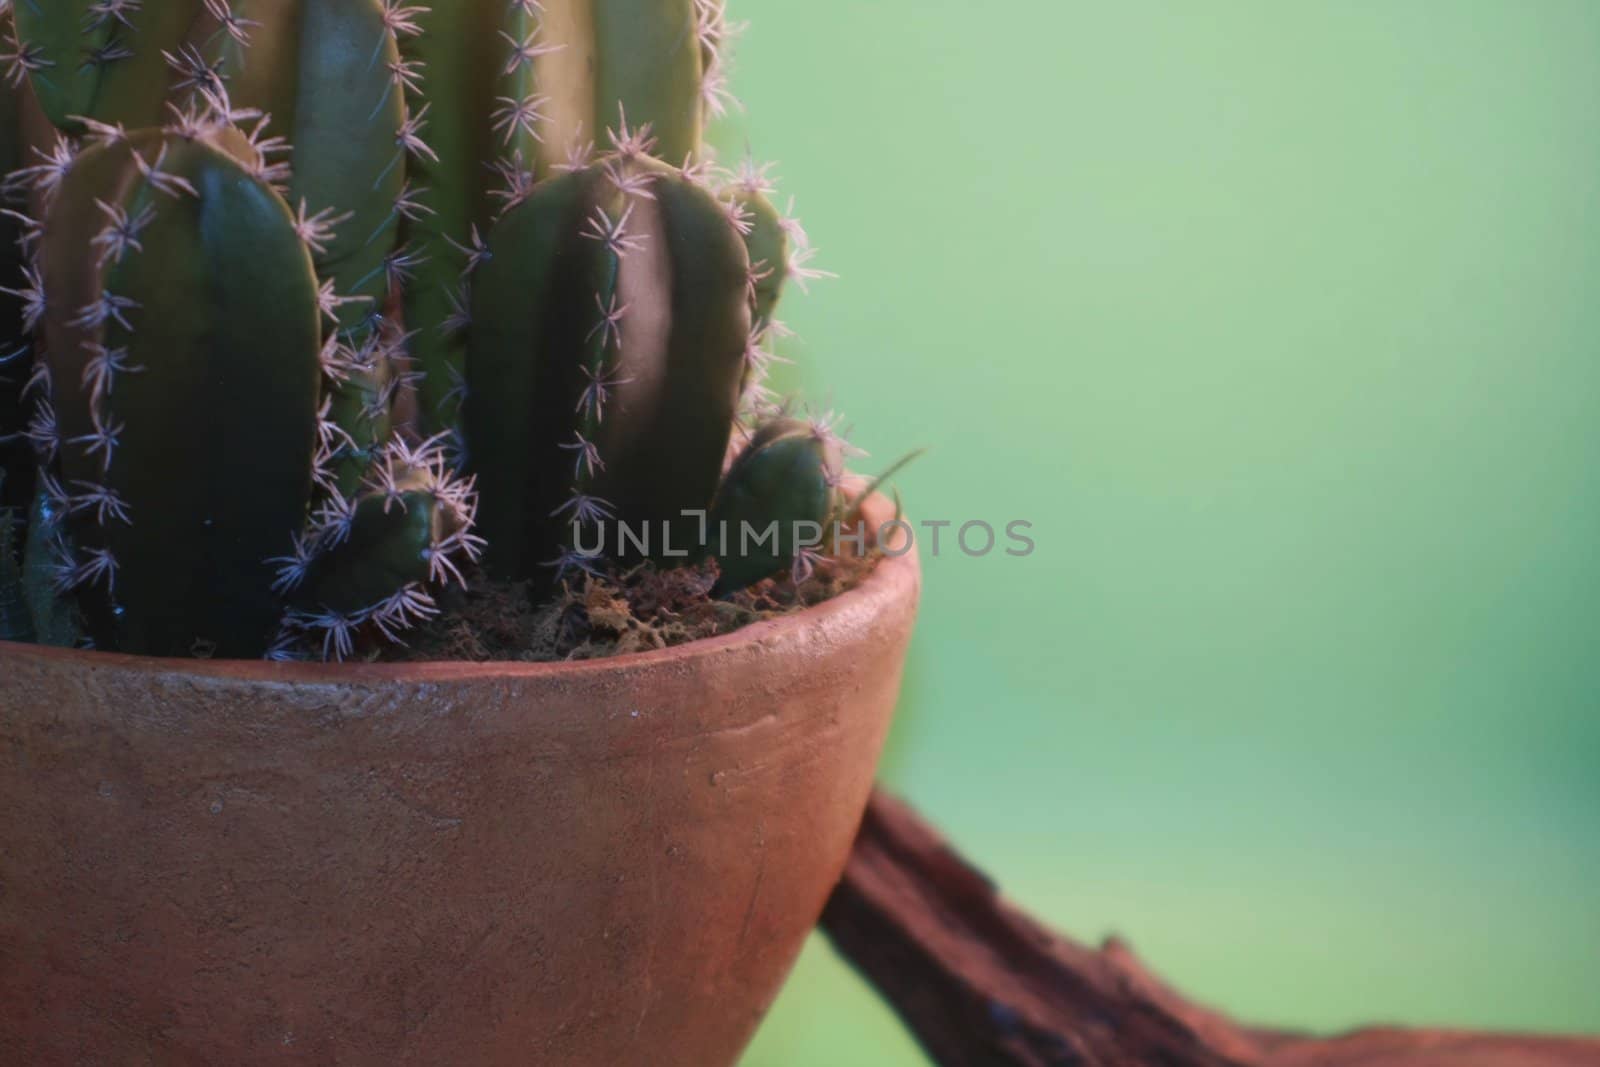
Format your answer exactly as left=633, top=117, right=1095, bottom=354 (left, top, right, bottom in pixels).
left=392, top=551, right=882, bottom=663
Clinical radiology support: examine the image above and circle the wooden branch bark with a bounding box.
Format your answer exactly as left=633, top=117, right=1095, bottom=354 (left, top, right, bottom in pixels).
left=819, top=790, right=1600, bottom=1067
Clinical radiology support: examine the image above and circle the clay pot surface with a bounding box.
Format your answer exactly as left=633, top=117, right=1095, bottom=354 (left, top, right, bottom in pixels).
left=0, top=546, right=918, bottom=1066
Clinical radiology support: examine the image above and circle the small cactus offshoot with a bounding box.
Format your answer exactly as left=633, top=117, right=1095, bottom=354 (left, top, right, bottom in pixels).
left=0, top=0, right=880, bottom=662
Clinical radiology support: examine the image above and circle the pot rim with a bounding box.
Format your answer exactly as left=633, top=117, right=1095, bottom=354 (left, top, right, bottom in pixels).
left=0, top=542, right=919, bottom=685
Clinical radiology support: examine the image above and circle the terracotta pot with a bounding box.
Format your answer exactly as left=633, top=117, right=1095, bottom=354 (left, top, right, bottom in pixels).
left=0, top=546, right=918, bottom=1065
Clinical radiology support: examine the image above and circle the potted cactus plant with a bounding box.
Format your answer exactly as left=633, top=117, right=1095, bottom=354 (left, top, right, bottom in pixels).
left=0, top=2, right=918, bottom=1064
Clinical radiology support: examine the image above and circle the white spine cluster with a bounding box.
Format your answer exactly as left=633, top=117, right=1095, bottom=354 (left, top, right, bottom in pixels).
left=693, top=0, right=746, bottom=120
left=1, top=21, right=51, bottom=90
left=269, top=433, right=483, bottom=662
left=33, top=119, right=222, bottom=599
left=704, top=160, right=835, bottom=427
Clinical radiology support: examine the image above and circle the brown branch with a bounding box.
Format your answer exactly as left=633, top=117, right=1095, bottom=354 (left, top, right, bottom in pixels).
left=819, top=791, right=1600, bottom=1067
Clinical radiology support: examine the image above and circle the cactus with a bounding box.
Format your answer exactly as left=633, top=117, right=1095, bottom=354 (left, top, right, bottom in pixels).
left=39, top=126, right=325, bottom=656
left=0, top=472, right=27, bottom=642
left=0, top=1, right=480, bottom=660
left=464, top=151, right=753, bottom=579
left=0, top=0, right=859, bottom=661
left=16, top=467, right=82, bottom=648
left=399, top=0, right=736, bottom=435
left=457, top=4, right=828, bottom=584
left=0, top=15, right=40, bottom=516
left=28, top=120, right=478, bottom=659
left=709, top=416, right=844, bottom=594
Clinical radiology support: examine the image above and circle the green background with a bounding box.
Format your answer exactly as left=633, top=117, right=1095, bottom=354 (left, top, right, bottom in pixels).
left=712, top=2, right=1600, bottom=1063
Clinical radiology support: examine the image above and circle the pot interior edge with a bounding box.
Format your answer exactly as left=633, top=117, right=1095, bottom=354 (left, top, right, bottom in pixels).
left=0, top=547, right=920, bottom=689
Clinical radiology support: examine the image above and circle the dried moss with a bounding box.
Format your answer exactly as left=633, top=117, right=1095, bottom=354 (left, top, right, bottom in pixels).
left=386, top=552, right=880, bottom=663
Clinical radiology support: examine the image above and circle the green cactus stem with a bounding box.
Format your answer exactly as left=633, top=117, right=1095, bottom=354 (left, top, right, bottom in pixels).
left=398, top=1, right=541, bottom=433
left=39, top=127, right=324, bottom=656
left=398, top=0, right=733, bottom=435
left=10, top=1, right=415, bottom=486
left=19, top=474, right=82, bottom=648
left=708, top=415, right=842, bottom=593
left=464, top=151, right=751, bottom=580
left=0, top=11, right=44, bottom=513
left=319, top=326, right=404, bottom=499
left=0, top=0, right=854, bottom=660
left=202, top=0, right=415, bottom=488
left=274, top=435, right=481, bottom=659
left=0, top=471, right=30, bottom=642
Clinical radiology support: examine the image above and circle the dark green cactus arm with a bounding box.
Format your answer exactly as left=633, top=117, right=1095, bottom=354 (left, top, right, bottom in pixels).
left=293, top=0, right=410, bottom=494
left=709, top=417, right=839, bottom=593
left=297, top=491, right=440, bottom=617
left=0, top=474, right=31, bottom=642
left=191, top=1, right=409, bottom=494
left=19, top=477, right=81, bottom=647
left=463, top=167, right=590, bottom=578
left=593, top=163, right=750, bottom=540
left=0, top=344, right=29, bottom=514
left=17, top=0, right=406, bottom=326
left=275, top=438, right=481, bottom=659
left=593, top=0, right=704, bottom=159
left=465, top=159, right=750, bottom=579
left=0, top=25, right=38, bottom=511
left=304, top=481, right=468, bottom=611
left=394, top=232, right=463, bottom=434
left=280, top=0, right=408, bottom=324
left=42, top=129, right=322, bottom=658
left=15, top=1, right=407, bottom=262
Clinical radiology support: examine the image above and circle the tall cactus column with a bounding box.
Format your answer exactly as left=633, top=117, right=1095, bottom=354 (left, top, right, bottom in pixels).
left=403, top=0, right=738, bottom=435
left=39, top=128, right=323, bottom=657
left=465, top=150, right=751, bottom=579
